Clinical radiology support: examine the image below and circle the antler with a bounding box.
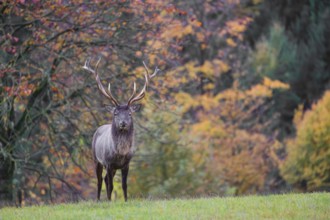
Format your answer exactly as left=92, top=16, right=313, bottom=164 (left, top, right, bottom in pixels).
left=83, top=57, right=119, bottom=106
left=127, top=61, right=160, bottom=105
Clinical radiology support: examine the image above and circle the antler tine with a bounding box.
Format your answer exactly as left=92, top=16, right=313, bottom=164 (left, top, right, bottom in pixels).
left=83, top=57, right=100, bottom=75
left=106, top=82, right=120, bottom=106
left=83, top=57, right=93, bottom=73
left=83, top=57, right=119, bottom=106
left=144, top=61, right=160, bottom=79
left=151, top=66, right=160, bottom=78
left=142, top=61, right=149, bottom=75
left=128, top=85, right=146, bottom=105
left=95, top=57, right=101, bottom=70
left=128, top=62, right=151, bottom=105
left=142, top=61, right=160, bottom=80
left=127, top=82, right=137, bottom=104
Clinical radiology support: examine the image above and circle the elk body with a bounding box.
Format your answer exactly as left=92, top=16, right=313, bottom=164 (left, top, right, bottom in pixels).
left=83, top=58, right=159, bottom=201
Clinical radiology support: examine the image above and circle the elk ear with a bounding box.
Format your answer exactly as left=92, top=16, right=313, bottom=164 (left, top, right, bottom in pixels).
left=129, top=104, right=141, bottom=112
left=105, top=105, right=116, bottom=113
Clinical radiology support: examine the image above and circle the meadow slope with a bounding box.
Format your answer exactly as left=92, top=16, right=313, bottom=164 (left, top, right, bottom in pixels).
left=0, top=193, right=329, bottom=220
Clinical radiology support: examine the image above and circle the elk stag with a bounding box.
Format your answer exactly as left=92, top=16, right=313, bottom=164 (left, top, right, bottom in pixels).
left=83, top=58, right=159, bottom=201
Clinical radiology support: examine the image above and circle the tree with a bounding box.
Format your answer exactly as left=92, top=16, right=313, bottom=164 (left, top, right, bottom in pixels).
left=2, top=0, right=327, bottom=205
left=145, top=0, right=288, bottom=195
left=129, top=102, right=201, bottom=198
left=0, top=0, right=161, bottom=205
left=246, top=0, right=330, bottom=136
left=280, top=91, right=330, bottom=191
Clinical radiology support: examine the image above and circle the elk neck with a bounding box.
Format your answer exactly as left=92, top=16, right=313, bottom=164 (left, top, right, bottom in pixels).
left=111, top=122, right=134, bottom=154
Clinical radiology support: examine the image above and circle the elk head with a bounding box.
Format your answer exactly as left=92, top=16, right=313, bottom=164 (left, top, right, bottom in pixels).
left=83, top=58, right=159, bottom=131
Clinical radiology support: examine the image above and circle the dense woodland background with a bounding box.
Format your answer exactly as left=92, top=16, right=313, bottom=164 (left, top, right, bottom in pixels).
left=1, top=0, right=329, bottom=206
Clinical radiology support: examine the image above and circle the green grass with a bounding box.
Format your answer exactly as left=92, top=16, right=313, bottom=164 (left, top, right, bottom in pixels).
left=0, top=193, right=329, bottom=220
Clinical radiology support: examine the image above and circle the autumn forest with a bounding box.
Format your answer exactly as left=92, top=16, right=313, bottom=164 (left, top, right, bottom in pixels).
left=1, top=0, right=330, bottom=206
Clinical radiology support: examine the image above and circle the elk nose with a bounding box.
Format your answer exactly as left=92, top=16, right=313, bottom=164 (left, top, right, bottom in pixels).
left=120, top=121, right=126, bottom=128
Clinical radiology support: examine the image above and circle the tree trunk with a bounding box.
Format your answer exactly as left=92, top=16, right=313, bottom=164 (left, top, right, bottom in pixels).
left=0, top=154, right=15, bottom=205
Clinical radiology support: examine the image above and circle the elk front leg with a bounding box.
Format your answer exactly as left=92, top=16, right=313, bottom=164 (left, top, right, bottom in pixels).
left=106, top=167, right=115, bottom=201
left=96, top=162, right=103, bottom=201
left=121, top=165, right=129, bottom=202
left=104, top=170, right=116, bottom=199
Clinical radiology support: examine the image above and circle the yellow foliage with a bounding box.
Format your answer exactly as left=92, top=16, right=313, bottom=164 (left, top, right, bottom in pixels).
left=196, top=32, right=205, bottom=42
left=246, top=84, right=272, bottom=97
left=226, top=38, right=237, bottom=47
left=213, top=59, right=230, bottom=75
left=293, top=104, right=304, bottom=126
left=174, top=92, right=221, bottom=113
left=174, top=92, right=198, bottom=112
left=246, top=77, right=289, bottom=98
left=281, top=91, right=330, bottom=191
left=149, top=54, right=156, bottom=65
left=191, top=119, right=226, bottom=139
left=161, top=23, right=182, bottom=39
left=184, top=61, right=199, bottom=80
left=199, top=61, right=214, bottom=78
left=53, top=39, right=64, bottom=51
left=183, top=25, right=193, bottom=35
left=263, top=77, right=290, bottom=89
left=203, top=82, right=215, bottom=91
left=225, top=17, right=253, bottom=39
left=226, top=20, right=246, bottom=34
left=190, top=19, right=202, bottom=28
left=161, top=22, right=194, bottom=40
left=216, top=88, right=245, bottom=101
left=197, top=95, right=220, bottom=111
left=152, top=40, right=164, bottom=50
left=180, top=59, right=229, bottom=82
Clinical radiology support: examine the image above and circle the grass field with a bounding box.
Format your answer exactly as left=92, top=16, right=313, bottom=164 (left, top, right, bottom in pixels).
left=0, top=193, right=329, bottom=220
